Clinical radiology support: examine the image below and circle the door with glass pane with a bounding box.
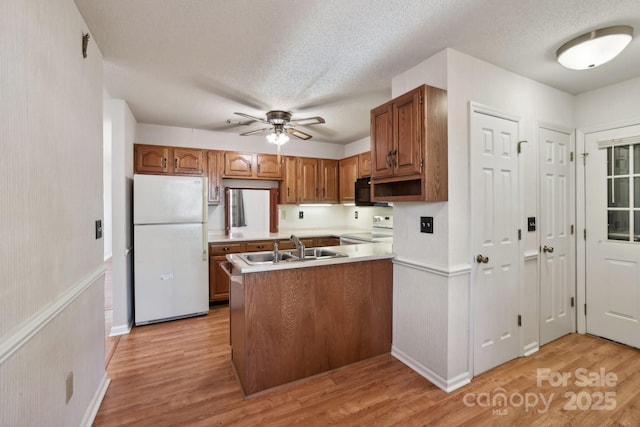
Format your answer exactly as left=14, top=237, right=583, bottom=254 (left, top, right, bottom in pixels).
left=585, top=127, right=640, bottom=349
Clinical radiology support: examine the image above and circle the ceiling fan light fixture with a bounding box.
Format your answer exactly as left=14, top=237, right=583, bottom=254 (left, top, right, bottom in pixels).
left=266, top=131, right=289, bottom=145
left=556, top=25, right=633, bottom=70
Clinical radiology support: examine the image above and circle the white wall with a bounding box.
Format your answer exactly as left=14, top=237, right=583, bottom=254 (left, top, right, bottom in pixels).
left=106, top=99, right=136, bottom=335
left=0, top=0, right=107, bottom=424
left=575, top=76, right=640, bottom=130
left=390, top=48, right=575, bottom=391
left=103, top=102, right=113, bottom=260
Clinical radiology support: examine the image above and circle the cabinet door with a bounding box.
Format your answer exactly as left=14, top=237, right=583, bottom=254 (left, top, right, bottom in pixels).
left=134, top=145, right=169, bottom=174
left=370, top=103, right=394, bottom=179
left=298, top=157, right=318, bottom=203
left=256, top=154, right=282, bottom=179
left=224, top=152, right=254, bottom=177
left=173, top=148, right=205, bottom=175
left=339, top=156, right=358, bottom=202
left=280, top=156, right=298, bottom=204
left=392, top=87, right=423, bottom=177
left=207, top=151, right=222, bottom=204
left=320, top=159, right=339, bottom=203
left=358, top=151, right=371, bottom=178
left=209, top=255, right=230, bottom=301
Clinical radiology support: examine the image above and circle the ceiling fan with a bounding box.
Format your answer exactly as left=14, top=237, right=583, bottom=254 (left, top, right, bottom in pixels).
left=227, top=110, right=326, bottom=144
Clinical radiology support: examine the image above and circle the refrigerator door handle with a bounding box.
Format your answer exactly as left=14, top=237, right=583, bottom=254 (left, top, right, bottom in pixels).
left=202, top=225, right=208, bottom=261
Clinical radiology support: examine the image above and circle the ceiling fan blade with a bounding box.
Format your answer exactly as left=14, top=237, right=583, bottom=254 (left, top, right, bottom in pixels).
left=234, top=112, right=269, bottom=124
left=226, top=119, right=254, bottom=126
left=240, top=127, right=271, bottom=136
left=287, top=127, right=313, bottom=140
left=289, top=116, right=325, bottom=126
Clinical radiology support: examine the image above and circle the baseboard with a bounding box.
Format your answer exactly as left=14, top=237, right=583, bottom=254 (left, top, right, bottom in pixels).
left=391, top=346, right=471, bottom=393
left=109, top=321, right=132, bottom=336
left=0, top=266, right=106, bottom=365
left=80, top=372, right=111, bottom=427
left=523, top=342, right=540, bottom=357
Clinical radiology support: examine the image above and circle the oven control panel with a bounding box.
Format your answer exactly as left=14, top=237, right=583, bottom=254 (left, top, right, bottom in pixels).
left=372, top=215, right=393, bottom=229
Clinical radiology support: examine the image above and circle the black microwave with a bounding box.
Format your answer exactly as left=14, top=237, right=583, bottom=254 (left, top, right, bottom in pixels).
left=355, top=177, right=372, bottom=206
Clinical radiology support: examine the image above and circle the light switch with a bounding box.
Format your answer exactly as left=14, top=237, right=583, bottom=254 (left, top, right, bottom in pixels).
left=421, top=217, right=433, bottom=233
left=95, top=219, right=102, bottom=239
left=528, top=217, right=536, bottom=232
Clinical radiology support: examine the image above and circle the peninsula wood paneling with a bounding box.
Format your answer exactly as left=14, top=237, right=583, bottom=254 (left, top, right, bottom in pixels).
left=232, top=260, right=393, bottom=396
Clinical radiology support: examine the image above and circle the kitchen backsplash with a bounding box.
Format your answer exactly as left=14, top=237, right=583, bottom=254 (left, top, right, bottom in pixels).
left=208, top=203, right=392, bottom=234
left=278, top=204, right=393, bottom=231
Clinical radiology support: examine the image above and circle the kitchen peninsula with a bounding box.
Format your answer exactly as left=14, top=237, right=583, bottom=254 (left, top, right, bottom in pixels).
left=226, top=242, right=394, bottom=396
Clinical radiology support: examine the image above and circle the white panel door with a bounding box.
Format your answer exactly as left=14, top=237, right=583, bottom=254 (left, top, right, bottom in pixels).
left=585, top=126, right=640, bottom=349
left=539, top=127, right=573, bottom=345
left=134, top=174, right=205, bottom=224
left=134, top=223, right=209, bottom=325
left=471, top=108, right=520, bottom=375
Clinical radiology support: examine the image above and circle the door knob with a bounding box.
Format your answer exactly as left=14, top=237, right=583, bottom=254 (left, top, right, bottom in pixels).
left=476, top=254, right=489, bottom=264
left=543, top=245, right=554, bottom=253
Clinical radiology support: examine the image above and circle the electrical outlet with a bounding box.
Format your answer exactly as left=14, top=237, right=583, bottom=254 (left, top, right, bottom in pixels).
left=354, top=211, right=358, bottom=219
left=66, top=371, right=74, bottom=404
left=298, top=211, right=304, bottom=219
left=420, top=216, right=433, bottom=233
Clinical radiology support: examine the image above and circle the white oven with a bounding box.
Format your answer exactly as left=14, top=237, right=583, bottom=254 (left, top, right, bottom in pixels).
left=340, top=215, right=393, bottom=245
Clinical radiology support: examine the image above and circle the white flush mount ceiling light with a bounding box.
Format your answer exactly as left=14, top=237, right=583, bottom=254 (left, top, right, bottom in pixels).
left=556, top=25, right=633, bottom=70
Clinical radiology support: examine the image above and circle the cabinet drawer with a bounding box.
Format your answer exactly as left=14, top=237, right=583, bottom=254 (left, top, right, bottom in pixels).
left=246, top=241, right=274, bottom=252
left=277, top=240, right=296, bottom=250
left=316, top=237, right=340, bottom=247
left=209, top=243, right=245, bottom=256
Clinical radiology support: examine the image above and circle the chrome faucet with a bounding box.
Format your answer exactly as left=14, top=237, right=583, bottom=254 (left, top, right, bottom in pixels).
left=273, top=242, right=280, bottom=263
left=290, top=234, right=305, bottom=258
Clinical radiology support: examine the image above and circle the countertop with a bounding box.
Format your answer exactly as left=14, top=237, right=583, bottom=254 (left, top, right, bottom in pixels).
left=207, top=228, right=370, bottom=243
left=226, top=242, right=395, bottom=273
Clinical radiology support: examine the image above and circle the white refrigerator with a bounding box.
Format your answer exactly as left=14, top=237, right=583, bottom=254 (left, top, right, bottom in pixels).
left=133, top=174, right=209, bottom=325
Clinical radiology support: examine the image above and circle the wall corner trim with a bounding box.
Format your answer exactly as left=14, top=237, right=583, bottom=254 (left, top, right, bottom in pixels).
left=0, top=265, right=106, bottom=365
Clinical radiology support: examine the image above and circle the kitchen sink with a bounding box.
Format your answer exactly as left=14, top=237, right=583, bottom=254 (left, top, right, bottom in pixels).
left=301, top=248, right=348, bottom=259
left=238, top=248, right=348, bottom=265
left=239, top=251, right=297, bottom=264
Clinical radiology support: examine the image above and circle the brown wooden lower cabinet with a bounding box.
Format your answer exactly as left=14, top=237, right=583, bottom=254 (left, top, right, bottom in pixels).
left=230, top=259, right=393, bottom=396
left=209, top=242, right=245, bottom=302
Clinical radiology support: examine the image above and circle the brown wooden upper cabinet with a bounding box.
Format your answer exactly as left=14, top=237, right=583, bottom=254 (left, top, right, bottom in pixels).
left=358, top=151, right=372, bottom=178
left=207, top=150, right=223, bottom=204
left=280, top=157, right=339, bottom=204
left=280, top=156, right=298, bottom=204
left=223, top=151, right=282, bottom=179
left=370, top=85, right=448, bottom=202
left=134, top=144, right=205, bottom=176
left=339, top=155, right=358, bottom=202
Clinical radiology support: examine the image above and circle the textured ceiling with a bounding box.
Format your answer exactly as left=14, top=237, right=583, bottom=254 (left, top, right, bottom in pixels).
left=74, top=0, right=640, bottom=144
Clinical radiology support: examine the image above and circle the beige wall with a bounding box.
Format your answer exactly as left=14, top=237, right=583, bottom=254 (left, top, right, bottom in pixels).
left=0, top=0, right=107, bottom=424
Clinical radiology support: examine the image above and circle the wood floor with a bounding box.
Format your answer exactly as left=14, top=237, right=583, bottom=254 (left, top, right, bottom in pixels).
left=94, top=305, right=640, bottom=426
